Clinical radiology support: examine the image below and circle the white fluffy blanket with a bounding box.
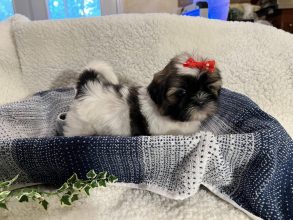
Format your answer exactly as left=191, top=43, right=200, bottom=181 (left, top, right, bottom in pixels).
left=1, top=13, right=292, bottom=220
left=1, top=186, right=250, bottom=220
left=0, top=15, right=30, bottom=105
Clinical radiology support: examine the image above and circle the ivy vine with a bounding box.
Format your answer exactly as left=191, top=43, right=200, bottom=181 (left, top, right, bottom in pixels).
left=0, top=170, right=117, bottom=210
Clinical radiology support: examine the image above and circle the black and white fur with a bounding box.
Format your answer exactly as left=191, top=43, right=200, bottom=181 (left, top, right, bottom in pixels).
left=63, top=53, right=222, bottom=137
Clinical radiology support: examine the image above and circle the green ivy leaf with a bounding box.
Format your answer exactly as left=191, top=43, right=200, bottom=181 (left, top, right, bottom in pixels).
left=71, top=194, right=78, bottom=203
left=0, top=181, right=10, bottom=189
left=60, top=194, right=71, bottom=206
left=73, top=180, right=84, bottom=191
left=67, top=173, right=78, bottom=184
left=57, top=182, right=69, bottom=193
left=0, top=202, right=8, bottom=210
left=86, top=170, right=97, bottom=179
left=41, top=200, right=49, bottom=210
left=9, top=175, right=19, bottom=185
left=90, top=180, right=99, bottom=188
left=108, top=175, right=118, bottom=183
left=84, top=185, right=91, bottom=196
left=97, top=172, right=107, bottom=180
left=27, top=191, right=42, bottom=199
left=0, top=191, right=10, bottom=200
left=66, top=190, right=73, bottom=196
left=0, top=175, right=18, bottom=189
left=99, top=179, right=106, bottom=187
left=18, top=194, right=29, bottom=203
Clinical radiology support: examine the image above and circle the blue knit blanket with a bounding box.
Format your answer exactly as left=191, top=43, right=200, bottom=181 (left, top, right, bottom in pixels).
left=0, top=88, right=292, bottom=220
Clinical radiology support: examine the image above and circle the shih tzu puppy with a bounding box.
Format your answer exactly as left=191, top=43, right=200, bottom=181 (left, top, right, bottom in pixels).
left=63, top=52, right=222, bottom=137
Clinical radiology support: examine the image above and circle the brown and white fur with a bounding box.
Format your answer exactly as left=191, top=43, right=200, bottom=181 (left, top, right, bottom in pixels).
left=63, top=52, right=222, bottom=137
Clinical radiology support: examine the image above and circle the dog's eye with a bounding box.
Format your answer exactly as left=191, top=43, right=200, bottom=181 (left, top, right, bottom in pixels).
left=176, top=89, right=186, bottom=97
left=167, top=88, right=187, bottom=101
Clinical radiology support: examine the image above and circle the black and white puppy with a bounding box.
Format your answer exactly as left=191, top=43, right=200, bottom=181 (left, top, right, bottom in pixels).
left=63, top=52, right=222, bottom=137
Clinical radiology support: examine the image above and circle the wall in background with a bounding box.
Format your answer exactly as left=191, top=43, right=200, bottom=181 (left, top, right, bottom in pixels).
left=14, top=0, right=48, bottom=20
left=230, top=0, right=251, bottom=3
left=278, top=0, right=293, bottom=9
left=121, top=0, right=179, bottom=14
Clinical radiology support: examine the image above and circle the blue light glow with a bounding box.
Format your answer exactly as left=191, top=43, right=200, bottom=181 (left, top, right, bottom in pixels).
left=183, top=0, right=230, bottom=21
left=0, top=0, right=14, bottom=21
left=48, top=0, right=101, bottom=20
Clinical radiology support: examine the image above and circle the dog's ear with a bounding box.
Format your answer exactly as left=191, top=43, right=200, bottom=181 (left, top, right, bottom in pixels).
left=148, top=59, right=177, bottom=105
left=147, top=71, right=167, bottom=106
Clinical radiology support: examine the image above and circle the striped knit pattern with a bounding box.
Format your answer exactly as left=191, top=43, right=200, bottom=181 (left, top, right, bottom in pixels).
left=0, top=88, right=292, bottom=220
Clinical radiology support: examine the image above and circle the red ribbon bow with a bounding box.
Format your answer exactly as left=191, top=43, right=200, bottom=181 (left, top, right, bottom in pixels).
left=183, top=58, right=216, bottom=73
